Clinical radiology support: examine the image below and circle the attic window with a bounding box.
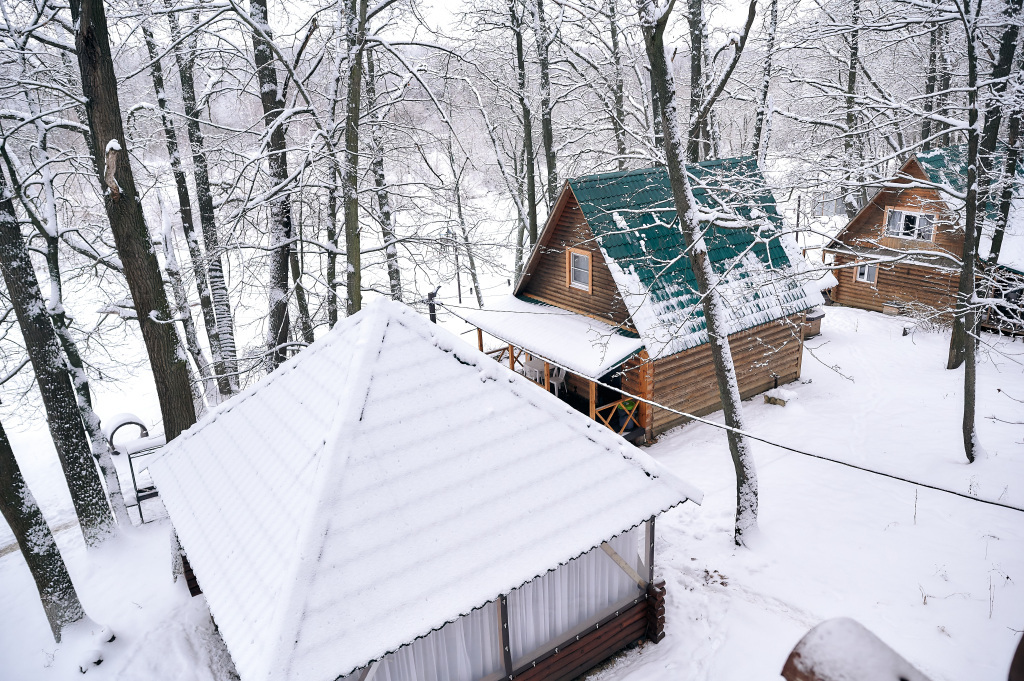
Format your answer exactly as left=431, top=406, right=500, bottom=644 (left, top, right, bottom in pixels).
left=567, top=249, right=591, bottom=292
left=885, top=209, right=934, bottom=241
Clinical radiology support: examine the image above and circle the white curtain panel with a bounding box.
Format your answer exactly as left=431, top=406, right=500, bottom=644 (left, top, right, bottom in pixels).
left=507, top=526, right=642, bottom=663
left=342, top=526, right=643, bottom=681
left=371, top=601, right=503, bottom=681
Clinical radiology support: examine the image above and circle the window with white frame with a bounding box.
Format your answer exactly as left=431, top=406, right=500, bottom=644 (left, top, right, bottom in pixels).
left=885, top=209, right=934, bottom=241
left=855, top=263, right=878, bottom=283
left=568, top=250, right=590, bottom=291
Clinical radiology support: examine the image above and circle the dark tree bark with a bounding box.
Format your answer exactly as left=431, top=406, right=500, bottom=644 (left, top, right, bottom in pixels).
left=448, top=143, right=484, bottom=309
left=0, top=174, right=114, bottom=545
left=249, top=0, right=294, bottom=368
left=510, top=0, right=539, bottom=245
left=366, top=50, right=403, bottom=301
left=751, top=0, right=778, bottom=162
left=75, top=0, right=197, bottom=440
left=0, top=417, right=87, bottom=642
left=607, top=0, right=629, bottom=170
left=163, top=1, right=238, bottom=392
left=843, top=0, right=862, bottom=219
left=289, top=245, right=315, bottom=344
left=139, top=5, right=231, bottom=400
left=685, top=0, right=756, bottom=163
left=533, top=0, right=559, bottom=209
left=687, top=0, right=706, bottom=162
left=639, top=0, right=757, bottom=544
left=976, top=0, right=1023, bottom=244
left=343, top=0, right=369, bottom=317
left=947, top=0, right=982, bottom=465
left=921, top=23, right=939, bottom=150
left=989, top=72, right=1022, bottom=264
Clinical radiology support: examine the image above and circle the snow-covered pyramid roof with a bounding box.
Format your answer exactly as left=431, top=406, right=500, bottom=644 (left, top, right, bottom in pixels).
left=150, top=299, right=700, bottom=681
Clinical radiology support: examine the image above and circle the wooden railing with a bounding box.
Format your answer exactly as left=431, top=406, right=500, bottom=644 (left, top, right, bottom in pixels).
left=595, top=397, right=642, bottom=435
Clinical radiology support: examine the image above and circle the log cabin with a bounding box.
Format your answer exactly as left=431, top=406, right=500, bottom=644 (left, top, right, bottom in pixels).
left=150, top=299, right=701, bottom=681
left=461, top=157, right=827, bottom=440
left=824, top=146, right=1024, bottom=330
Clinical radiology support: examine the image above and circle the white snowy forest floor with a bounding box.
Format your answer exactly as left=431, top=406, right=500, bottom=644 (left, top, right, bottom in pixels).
left=2, top=306, right=1023, bottom=680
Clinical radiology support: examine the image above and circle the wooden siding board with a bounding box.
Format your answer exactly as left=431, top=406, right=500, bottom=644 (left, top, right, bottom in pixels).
left=519, top=192, right=632, bottom=326
left=650, top=316, right=804, bottom=435
left=831, top=253, right=958, bottom=314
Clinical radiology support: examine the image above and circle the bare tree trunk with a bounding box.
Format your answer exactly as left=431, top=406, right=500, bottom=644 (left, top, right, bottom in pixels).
left=343, top=0, right=369, bottom=316
left=366, top=50, right=402, bottom=301
left=448, top=143, right=484, bottom=309
left=0, top=418, right=87, bottom=642
left=0, top=102, right=129, bottom=528
left=948, top=0, right=982, bottom=464
left=0, top=175, right=114, bottom=545
left=687, top=0, right=705, bottom=163
left=514, top=142, right=528, bottom=280
left=510, top=0, right=540, bottom=245
left=160, top=200, right=218, bottom=404
left=843, top=0, right=862, bottom=219
left=751, top=0, right=777, bottom=162
left=249, top=0, right=294, bottom=368
left=921, top=22, right=939, bottom=150
left=607, top=0, right=628, bottom=170
left=639, top=0, right=757, bottom=544
left=139, top=4, right=231, bottom=400
left=533, top=0, right=558, bottom=208
left=75, top=0, right=197, bottom=441
left=163, top=2, right=238, bottom=392
left=289, top=246, right=315, bottom=344
left=989, top=66, right=1022, bottom=264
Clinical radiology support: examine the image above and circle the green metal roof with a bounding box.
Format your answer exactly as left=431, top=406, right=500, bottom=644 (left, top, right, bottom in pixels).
left=567, top=157, right=819, bottom=357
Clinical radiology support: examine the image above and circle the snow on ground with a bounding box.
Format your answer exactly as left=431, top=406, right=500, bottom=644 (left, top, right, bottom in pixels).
left=2, top=305, right=1022, bottom=680
left=590, top=306, right=1024, bottom=681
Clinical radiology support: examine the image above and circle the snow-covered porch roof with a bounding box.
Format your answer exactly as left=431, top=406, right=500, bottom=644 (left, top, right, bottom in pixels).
left=456, top=294, right=645, bottom=380
left=149, top=299, right=699, bottom=681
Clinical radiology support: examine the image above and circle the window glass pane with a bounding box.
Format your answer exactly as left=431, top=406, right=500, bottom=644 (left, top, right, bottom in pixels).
left=918, top=214, right=933, bottom=240
left=867, top=264, right=877, bottom=282
left=885, top=210, right=902, bottom=235
left=570, top=253, right=589, bottom=288
left=902, top=213, right=918, bottom=236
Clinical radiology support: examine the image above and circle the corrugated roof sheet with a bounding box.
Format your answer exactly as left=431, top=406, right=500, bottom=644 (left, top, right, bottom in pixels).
left=568, top=158, right=820, bottom=357
left=150, top=299, right=700, bottom=681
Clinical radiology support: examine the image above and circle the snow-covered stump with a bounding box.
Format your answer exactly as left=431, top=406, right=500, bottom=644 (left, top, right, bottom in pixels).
left=781, top=618, right=932, bottom=681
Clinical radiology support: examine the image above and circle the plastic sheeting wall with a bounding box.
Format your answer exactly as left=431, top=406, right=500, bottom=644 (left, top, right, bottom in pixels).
left=345, top=527, right=644, bottom=681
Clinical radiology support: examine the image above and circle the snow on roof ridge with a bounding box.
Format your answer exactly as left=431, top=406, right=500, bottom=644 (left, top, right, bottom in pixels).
left=269, top=301, right=395, bottom=681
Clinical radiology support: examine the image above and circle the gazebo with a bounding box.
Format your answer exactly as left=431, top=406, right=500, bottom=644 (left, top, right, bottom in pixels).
left=150, top=299, right=702, bottom=681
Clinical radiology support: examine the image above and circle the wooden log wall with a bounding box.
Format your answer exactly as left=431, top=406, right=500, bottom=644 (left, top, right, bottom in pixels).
left=831, top=253, right=958, bottom=316
left=181, top=553, right=203, bottom=597
left=650, top=315, right=804, bottom=435
left=512, top=598, right=651, bottom=681
left=518, top=192, right=633, bottom=327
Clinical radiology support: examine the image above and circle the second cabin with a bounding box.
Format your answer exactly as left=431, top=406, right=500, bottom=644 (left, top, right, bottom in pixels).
left=463, top=156, right=827, bottom=441
left=824, top=146, right=1024, bottom=329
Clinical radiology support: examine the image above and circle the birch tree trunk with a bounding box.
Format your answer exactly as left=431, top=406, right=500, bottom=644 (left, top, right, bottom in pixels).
left=139, top=6, right=230, bottom=400
left=639, top=0, right=757, bottom=544
left=249, top=0, right=294, bottom=369
left=0, top=417, right=87, bottom=642
left=0, top=176, right=114, bottom=545
left=74, top=0, right=197, bottom=441
left=366, top=49, right=402, bottom=301
left=164, top=2, right=239, bottom=392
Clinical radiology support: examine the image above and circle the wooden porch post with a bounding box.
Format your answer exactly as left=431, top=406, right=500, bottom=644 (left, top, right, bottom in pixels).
left=508, top=344, right=515, bottom=371
left=477, top=328, right=483, bottom=352
left=589, top=380, right=597, bottom=420
left=795, top=313, right=806, bottom=379
left=544, top=362, right=550, bottom=391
